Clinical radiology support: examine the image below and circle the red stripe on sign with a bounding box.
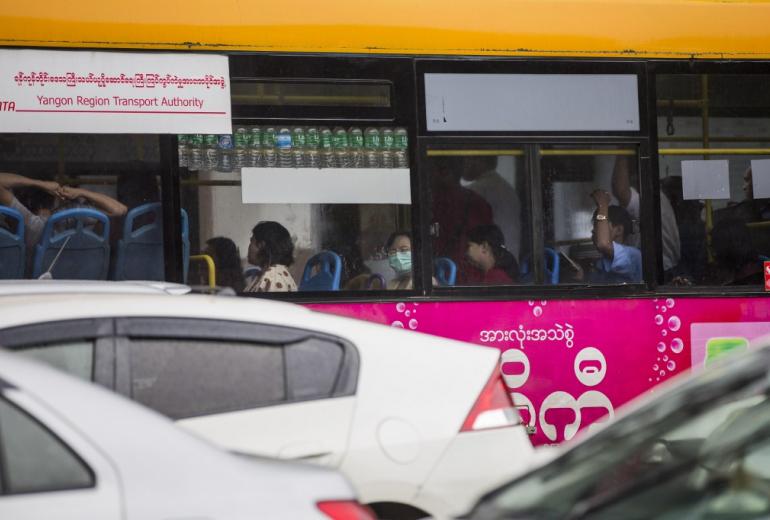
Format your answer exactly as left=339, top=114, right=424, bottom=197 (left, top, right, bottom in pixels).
left=15, top=109, right=226, bottom=115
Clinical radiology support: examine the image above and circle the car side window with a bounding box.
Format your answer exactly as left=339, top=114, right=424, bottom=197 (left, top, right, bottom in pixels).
left=14, top=341, right=95, bottom=381
left=128, top=339, right=285, bottom=419
left=0, top=398, right=93, bottom=494
left=286, top=338, right=344, bottom=400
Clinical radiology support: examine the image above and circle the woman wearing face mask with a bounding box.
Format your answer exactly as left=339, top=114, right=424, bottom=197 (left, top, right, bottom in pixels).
left=464, top=224, right=519, bottom=285
left=385, top=231, right=415, bottom=290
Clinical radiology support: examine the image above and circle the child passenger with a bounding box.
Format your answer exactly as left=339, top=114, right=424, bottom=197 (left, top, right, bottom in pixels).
left=464, top=224, right=519, bottom=284
left=244, top=221, right=297, bottom=292
left=584, top=189, right=642, bottom=283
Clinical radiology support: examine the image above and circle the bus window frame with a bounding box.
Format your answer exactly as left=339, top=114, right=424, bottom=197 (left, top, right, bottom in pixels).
left=648, top=60, right=770, bottom=295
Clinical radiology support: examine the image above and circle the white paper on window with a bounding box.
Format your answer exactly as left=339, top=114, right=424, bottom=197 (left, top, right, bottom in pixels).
left=681, top=160, right=730, bottom=200
left=750, top=159, right=770, bottom=199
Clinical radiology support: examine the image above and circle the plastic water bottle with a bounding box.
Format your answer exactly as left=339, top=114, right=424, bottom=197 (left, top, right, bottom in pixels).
left=177, top=135, right=189, bottom=169
left=394, top=127, right=409, bottom=168
left=233, top=127, right=249, bottom=172
left=333, top=127, right=350, bottom=168
left=248, top=127, right=263, bottom=167
left=276, top=128, right=293, bottom=168
left=305, top=127, right=320, bottom=168
left=217, top=134, right=233, bottom=172
left=263, top=127, right=278, bottom=167
left=204, top=134, right=218, bottom=170
left=188, top=134, right=203, bottom=171
left=320, top=127, right=335, bottom=168
left=292, top=127, right=306, bottom=167
left=364, top=127, right=381, bottom=168
left=348, top=127, right=364, bottom=168
left=380, top=127, right=394, bottom=168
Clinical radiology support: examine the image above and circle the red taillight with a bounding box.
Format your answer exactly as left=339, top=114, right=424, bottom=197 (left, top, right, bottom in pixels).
left=317, top=500, right=376, bottom=520
left=460, top=364, right=519, bottom=432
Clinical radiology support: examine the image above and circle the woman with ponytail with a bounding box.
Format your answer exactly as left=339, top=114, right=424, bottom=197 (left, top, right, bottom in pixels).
left=464, top=224, right=519, bottom=284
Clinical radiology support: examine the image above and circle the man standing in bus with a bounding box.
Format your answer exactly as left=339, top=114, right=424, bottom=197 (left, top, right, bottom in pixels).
left=612, top=156, right=680, bottom=277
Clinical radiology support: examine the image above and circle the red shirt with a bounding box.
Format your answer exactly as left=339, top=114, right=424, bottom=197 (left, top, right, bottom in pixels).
left=463, top=266, right=513, bottom=285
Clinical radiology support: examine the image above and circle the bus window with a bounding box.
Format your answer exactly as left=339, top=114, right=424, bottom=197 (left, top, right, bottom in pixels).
left=426, top=151, right=530, bottom=287
left=541, top=146, right=643, bottom=285
left=657, top=74, right=770, bottom=287
left=181, top=126, right=412, bottom=293
left=0, top=134, right=163, bottom=282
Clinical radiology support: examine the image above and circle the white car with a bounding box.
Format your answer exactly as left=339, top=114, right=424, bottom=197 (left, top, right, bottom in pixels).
left=0, top=286, right=535, bottom=519
left=0, top=350, right=368, bottom=520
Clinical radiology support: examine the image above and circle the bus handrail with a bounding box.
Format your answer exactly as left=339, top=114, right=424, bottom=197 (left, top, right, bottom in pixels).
left=190, top=254, right=216, bottom=289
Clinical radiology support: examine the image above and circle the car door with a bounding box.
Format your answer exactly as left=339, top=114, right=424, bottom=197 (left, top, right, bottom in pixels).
left=113, top=317, right=358, bottom=467
left=0, top=319, right=115, bottom=389
left=0, top=385, right=122, bottom=519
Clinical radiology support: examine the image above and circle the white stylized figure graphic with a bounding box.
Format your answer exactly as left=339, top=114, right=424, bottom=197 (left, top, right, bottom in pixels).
left=539, top=391, right=581, bottom=442
left=577, top=391, right=615, bottom=434
left=574, top=347, right=607, bottom=387
left=501, top=348, right=530, bottom=389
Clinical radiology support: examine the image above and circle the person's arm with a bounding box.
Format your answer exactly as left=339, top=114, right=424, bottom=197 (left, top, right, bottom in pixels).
left=591, top=189, right=614, bottom=260
left=0, top=172, right=59, bottom=198
left=611, top=156, right=632, bottom=208
left=58, top=186, right=128, bottom=217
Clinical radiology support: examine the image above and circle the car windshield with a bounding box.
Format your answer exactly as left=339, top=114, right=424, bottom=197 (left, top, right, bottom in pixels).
left=480, top=347, right=770, bottom=519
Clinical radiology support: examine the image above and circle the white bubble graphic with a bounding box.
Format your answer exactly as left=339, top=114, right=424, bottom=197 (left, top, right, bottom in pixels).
left=663, top=355, right=669, bottom=362
left=667, top=360, right=676, bottom=371
left=660, top=370, right=666, bottom=376
left=540, top=300, right=547, bottom=306
left=653, top=364, right=659, bottom=371
left=656, top=377, right=660, bottom=382
left=405, top=310, right=411, bottom=317
left=528, top=300, right=535, bottom=306
left=649, top=378, right=653, bottom=382
left=655, top=314, right=664, bottom=325
left=391, top=321, right=404, bottom=328
left=396, top=302, right=406, bottom=313
left=661, top=330, right=668, bottom=337
left=661, top=306, right=668, bottom=313
left=533, top=306, right=543, bottom=317
left=671, top=338, right=684, bottom=354
left=657, top=342, right=666, bottom=353
left=666, top=298, right=675, bottom=308
left=408, top=319, right=418, bottom=330
left=667, top=316, right=681, bottom=332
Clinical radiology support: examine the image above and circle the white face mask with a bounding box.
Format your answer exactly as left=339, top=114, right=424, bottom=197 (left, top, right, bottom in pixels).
left=389, top=251, right=412, bottom=275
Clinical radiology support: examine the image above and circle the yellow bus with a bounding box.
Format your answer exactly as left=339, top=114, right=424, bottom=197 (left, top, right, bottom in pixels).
left=2, top=0, right=770, bottom=448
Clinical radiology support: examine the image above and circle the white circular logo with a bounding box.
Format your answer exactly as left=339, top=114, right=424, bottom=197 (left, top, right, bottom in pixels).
left=574, top=347, right=607, bottom=387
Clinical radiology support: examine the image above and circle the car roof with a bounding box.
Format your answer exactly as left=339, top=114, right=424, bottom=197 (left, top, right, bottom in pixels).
left=0, top=280, right=192, bottom=296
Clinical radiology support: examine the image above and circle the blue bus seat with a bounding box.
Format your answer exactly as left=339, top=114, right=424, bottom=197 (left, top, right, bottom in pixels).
left=32, top=208, right=110, bottom=280
left=0, top=206, right=25, bottom=279
left=113, top=202, right=190, bottom=281
left=434, top=257, right=457, bottom=286
left=366, top=273, right=386, bottom=289
left=519, top=247, right=560, bottom=284
left=299, top=251, right=342, bottom=291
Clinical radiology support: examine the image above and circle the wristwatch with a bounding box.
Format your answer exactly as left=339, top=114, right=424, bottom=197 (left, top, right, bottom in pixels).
left=595, top=214, right=608, bottom=221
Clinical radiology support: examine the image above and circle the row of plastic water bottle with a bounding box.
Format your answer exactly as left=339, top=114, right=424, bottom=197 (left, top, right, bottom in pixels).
left=178, top=126, right=409, bottom=172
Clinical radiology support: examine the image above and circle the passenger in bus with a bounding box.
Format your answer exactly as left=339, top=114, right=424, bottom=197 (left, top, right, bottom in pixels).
left=463, top=224, right=519, bottom=285
left=661, top=176, right=707, bottom=284
left=203, top=237, right=245, bottom=293
left=0, top=172, right=127, bottom=249
left=612, top=156, right=680, bottom=277
left=244, top=221, right=297, bottom=292
left=385, top=231, right=415, bottom=290
left=429, top=157, right=494, bottom=282
left=710, top=217, right=764, bottom=286
left=579, top=190, right=642, bottom=283
left=460, top=156, right=522, bottom=261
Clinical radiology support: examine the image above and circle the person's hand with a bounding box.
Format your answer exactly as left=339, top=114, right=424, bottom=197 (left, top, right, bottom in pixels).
left=591, top=189, right=612, bottom=208
left=57, top=185, right=82, bottom=201
left=37, top=180, right=60, bottom=195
